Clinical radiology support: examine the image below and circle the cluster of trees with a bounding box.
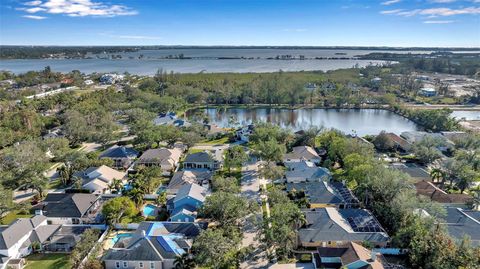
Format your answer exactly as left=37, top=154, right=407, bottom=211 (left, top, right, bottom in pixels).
left=391, top=107, right=459, bottom=132
left=192, top=175, right=255, bottom=268
left=317, top=130, right=480, bottom=268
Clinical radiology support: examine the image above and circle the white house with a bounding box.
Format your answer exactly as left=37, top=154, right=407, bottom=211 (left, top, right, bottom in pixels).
left=284, top=161, right=331, bottom=183
left=283, top=146, right=321, bottom=164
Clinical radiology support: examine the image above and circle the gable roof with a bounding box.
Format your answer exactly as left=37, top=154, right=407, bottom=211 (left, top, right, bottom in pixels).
left=284, top=146, right=320, bottom=160
left=414, top=180, right=473, bottom=204
left=37, top=193, right=99, bottom=218
left=167, top=170, right=212, bottom=194
left=174, top=183, right=207, bottom=204
left=103, top=222, right=204, bottom=262
left=285, top=161, right=331, bottom=182
left=298, top=208, right=389, bottom=245
left=0, top=215, right=48, bottom=250
left=184, top=152, right=214, bottom=163
left=138, top=148, right=182, bottom=165
left=100, top=146, right=139, bottom=159
left=318, top=242, right=385, bottom=269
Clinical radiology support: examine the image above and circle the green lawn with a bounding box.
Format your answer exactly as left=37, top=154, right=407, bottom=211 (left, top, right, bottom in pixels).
left=1, top=210, right=32, bottom=225
left=199, top=136, right=230, bottom=145
left=24, top=254, right=70, bottom=269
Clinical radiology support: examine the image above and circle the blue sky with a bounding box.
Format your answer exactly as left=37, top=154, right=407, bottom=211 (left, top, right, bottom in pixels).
left=0, top=0, right=479, bottom=47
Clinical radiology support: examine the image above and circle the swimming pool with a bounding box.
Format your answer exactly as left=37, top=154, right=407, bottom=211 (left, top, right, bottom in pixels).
left=111, top=233, right=133, bottom=245
left=143, top=204, right=157, bottom=217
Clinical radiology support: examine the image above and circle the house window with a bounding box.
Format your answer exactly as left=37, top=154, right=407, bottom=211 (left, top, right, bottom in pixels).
left=139, top=262, right=144, bottom=268
left=115, top=261, right=120, bottom=268
left=150, top=262, right=155, bottom=269
left=123, top=261, right=127, bottom=268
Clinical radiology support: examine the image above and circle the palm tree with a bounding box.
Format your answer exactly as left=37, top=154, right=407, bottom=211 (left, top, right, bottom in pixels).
left=156, top=191, right=167, bottom=208
left=471, top=191, right=480, bottom=211
left=174, top=253, right=195, bottom=269
left=129, top=187, right=145, bottom=208
left=57, top=163, right=74, bottom=186
left=108, top=178, right=123, bottom=193
left=430, top=168, right=444, bottom=184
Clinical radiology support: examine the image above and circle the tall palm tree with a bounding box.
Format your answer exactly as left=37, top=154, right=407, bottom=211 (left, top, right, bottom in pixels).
left=57, top=163, right=74, bottom=186
left=174, top=253, right=195, bottom=269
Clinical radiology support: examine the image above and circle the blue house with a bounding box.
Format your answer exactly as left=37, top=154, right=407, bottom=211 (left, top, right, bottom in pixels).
left=170, top=183, right=207, bottom=222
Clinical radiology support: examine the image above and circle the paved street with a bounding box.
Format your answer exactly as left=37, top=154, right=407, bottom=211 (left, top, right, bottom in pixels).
left=240, top=160, right=269, bottom=269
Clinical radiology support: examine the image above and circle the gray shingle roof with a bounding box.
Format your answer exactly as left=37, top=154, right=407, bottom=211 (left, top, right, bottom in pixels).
left=37, top=193, right=99, bottom=218
left=184, top=152, right=214, bottom=163
left=286, top=182, right=344, bottom=205
left=174, top=183, right=207, bottom=204
left=100, top=146, right=139, bottom=159
left=440, top=207, right=480, bottom=247
left=298, top=208, right=389, bottom=245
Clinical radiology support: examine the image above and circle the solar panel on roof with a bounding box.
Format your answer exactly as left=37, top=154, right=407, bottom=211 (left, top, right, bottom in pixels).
left=157, top=236, right=174, bottom=252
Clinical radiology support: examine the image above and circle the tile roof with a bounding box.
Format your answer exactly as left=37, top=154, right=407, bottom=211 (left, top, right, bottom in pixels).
left=318, top=242, right=385, bottom=269
left=414, top=180, right=473, bottom=204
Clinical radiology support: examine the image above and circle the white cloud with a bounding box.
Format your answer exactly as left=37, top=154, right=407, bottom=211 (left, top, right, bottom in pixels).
left=429, top=0, right=457, bottom=3
left=25, top=1, right=42, bottom=6
left=100, top=33, right=162, bottom=40
left=19, top=0, right=138, bottom=18
left=381, top=6, right=480, bottom=17
left=380, top=9, right=404, bottom=14
left=22, top=15, right=47, bottom=19
left=382, top=0, right=402, bottom=5
left=423, top=20, right=455, bottom=23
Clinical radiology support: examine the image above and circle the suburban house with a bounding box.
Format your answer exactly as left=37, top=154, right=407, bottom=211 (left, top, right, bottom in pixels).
left=100, top=146, right=139, bottom=169
left=381, top=133, right=412, bottom=153
left=183, top=151, right=221, bottom=170
left=0, top=216, right=99, bottom=269
left=103, top=222, right=205, bottom=269
left=298, top=208, right=389, bottom=248
left=316, top=242, right=386, bottom=269
left=283, top=146, right=321, bottom=164
left=167, top=170, right=212, bottom=195
left=100, top=74, right=124, bottom=84
left=74, top=165, right=126, bottom=194
left=400, top=131, right=454, bottom=152
left=390, top=163, right=431, bottom=182
left=286, top=181, right=359, bottom=209
left=136, top=148, right=182, bottom=175
left=153, top=112, right=191, bottom=127
left=414, top=180, right=473, bottom=205
left=439, top=207, right=480, bottom=247
left=235, top=125, right=254, bottom=142
left=33, top=193, right=103, bottom=224
left=284, top=161, right=331, bottom=183
left=419, top=87, right=437, bottom=97
left=170, top=183, right=207, bottom=222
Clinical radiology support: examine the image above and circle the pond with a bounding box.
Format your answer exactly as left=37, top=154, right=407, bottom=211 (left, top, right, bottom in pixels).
left=194, top=108, right=421, bottom=136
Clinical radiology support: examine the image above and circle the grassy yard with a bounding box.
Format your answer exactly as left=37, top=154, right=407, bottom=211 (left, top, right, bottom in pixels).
left=199, top=136, right=230, bottom=145
left=1, top=210, right=32, bottom=225
left=24, top=254, right=70, bottom=269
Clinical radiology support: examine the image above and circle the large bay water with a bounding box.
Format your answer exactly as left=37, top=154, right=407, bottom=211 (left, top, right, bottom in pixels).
left=0, top=48, right=436, bottom=75
left=194, top=108, right=420, bottom=136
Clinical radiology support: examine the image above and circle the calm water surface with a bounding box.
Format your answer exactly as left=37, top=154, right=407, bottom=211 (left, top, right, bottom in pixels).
left=196, top=108, right=420, bottom=136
